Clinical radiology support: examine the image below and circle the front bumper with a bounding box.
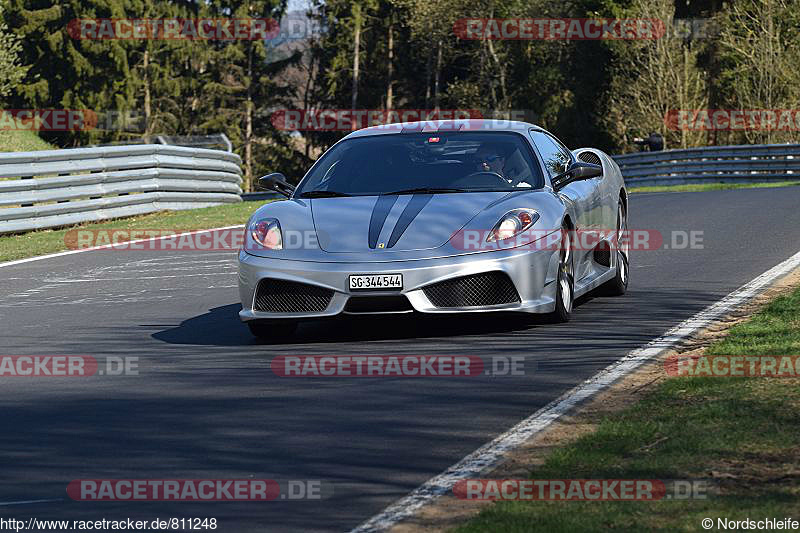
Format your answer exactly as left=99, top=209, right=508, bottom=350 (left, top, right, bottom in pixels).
left=238, top=247, right=561, bottom=321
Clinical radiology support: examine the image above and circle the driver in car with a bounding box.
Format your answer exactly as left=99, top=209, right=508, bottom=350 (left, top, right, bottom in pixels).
left=474, top=143, right=532, bottom=187
left=475, top=143, right=510, bottom=178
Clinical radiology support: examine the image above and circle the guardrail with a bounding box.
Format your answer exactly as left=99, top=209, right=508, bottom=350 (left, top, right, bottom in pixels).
left=612, top=143, right=800, bottom=187
left=0, top=145, right=242, bottom=234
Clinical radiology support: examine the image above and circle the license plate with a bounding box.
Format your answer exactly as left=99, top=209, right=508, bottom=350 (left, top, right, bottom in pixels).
left=349, top=274, right=403, bottom=291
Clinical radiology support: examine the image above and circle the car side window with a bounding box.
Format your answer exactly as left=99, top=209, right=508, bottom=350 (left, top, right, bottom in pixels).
left=546, top=133, right=574, bottom=165
left=530, top=130, right=572, bottom=178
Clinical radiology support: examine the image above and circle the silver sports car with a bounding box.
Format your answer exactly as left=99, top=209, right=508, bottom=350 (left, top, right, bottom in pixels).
left=238, top=120, right=628, bottom=338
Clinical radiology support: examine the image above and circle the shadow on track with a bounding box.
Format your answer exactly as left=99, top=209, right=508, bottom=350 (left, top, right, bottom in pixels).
left=150, top=302, right=568, bottom=346
left=149, top=285, right=727, bottom=351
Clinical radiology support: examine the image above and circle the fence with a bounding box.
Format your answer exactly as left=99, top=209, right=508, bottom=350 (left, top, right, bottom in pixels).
left=0, top=145, right=242, bottom=234
left=612, top=143, right=800, bottom=187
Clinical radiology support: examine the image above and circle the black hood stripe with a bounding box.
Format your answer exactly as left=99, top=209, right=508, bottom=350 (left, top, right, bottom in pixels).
left=386, top=194, right=433, bottom=248
left=368, top=195, right=398, bottom=249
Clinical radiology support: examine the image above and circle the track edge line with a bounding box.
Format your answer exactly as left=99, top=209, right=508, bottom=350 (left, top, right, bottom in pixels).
left=0, top=225, right=245, bottom=268
left=350, top=248, right=800, bottom=533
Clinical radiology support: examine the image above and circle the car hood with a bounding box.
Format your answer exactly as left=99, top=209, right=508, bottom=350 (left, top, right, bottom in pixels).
left=310, top=192, right=512, bottom=252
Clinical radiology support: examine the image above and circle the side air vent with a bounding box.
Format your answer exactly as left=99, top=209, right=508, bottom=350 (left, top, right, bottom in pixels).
left=593, top=242, right=611, bottom=266
left=577, top=151, right=602, bottom=166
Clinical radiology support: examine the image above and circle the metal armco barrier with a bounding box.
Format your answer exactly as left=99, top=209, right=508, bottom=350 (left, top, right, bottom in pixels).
left=0, top=145, right=242, bottom=234
left=612, top=143, right=800, bottom=187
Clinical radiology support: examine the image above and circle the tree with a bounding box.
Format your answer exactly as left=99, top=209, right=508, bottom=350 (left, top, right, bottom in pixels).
left=602, top=0, right=709, bottom=150
left=716, top=0, right=800, bottom=144
left=0, top=3, right=27, bottom=103
left=127, top=0, right=201, bottom=140
left=4, top=0, right=137, bottom=145
left=196, top=0, right=304, bottom=190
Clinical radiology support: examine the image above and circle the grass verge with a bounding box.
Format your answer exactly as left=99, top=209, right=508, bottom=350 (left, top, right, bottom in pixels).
left=629, top=181, right=800, bottom=194
left=455, top=286, right=800, bottom=532
left=0, top=114, right=56, bottom=153
left=0, top=201, right=264, bottom=263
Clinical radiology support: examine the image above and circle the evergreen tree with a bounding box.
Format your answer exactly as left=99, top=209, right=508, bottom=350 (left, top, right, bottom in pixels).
left=4, top=0, right=136, bottom=145
left=0, top=3, right=27, bottom=103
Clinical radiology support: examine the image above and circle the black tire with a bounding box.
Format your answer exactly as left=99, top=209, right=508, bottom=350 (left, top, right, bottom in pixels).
left=247, top=320, right=299, bottom=340
left=547, top=227, right=574, bottom=323
left=599, top=201, right=629, bottom=296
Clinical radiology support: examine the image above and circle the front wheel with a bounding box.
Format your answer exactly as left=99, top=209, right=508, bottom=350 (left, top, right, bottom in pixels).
left=547, top=227, right=574, bottom=323
left=247, top=320, right=299, bottom=340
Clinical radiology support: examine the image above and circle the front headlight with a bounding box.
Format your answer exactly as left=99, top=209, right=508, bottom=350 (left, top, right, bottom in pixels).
left=246, top=218, right=283, bottom=250
left=487, top=209, right=539, bottom=242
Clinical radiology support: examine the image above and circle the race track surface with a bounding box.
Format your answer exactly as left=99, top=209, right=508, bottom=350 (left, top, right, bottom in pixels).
left=1, top=187, right=800, bottom=531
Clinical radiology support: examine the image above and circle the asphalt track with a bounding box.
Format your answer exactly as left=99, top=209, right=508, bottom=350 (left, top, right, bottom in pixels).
left=1, top=187, right=800, bottom=532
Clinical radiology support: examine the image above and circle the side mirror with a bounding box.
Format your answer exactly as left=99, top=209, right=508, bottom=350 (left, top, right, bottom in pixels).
left=553, top=162, right=602, bottom=190
left=258, top=173, right=295, bottom=198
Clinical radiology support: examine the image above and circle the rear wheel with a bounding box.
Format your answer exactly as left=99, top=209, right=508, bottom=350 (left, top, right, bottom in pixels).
left=247, top=320, right=298, bottom=340
left=600, top=201, right=629, bottom=296
left=548, top=227, right=574, bottom=323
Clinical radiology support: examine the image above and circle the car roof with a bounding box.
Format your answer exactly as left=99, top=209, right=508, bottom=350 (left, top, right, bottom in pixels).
left=343, top=119, right=545, bottom=139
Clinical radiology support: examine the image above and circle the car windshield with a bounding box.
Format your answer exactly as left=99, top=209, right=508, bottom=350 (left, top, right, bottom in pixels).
left=294, top=132, right=545, bottom=197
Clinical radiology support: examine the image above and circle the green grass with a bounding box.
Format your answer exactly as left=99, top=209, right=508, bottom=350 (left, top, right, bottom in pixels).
left=0, top=112, right=56, bottom=152
left=0, top=201, right=264, bottom=262
left=454, top=287, right=800, bottom=532
left=629, top=181, right=800, bottom=194
left=705, top=289, right=800, bottom=357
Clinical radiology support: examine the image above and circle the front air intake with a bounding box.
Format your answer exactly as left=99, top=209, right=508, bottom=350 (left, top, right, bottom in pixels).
left=254, top=278, right=334, bottom=313
left=422, top=272, right=520, bottom=308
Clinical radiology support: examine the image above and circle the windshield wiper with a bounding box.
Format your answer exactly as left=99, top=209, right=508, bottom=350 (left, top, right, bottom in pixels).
left=381, top=187, right=469, bottom=195
left=298, top=190, right=352, bottom=198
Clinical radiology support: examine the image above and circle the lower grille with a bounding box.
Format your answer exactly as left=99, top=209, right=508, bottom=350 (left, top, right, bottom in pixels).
left=422, top=272, right=520, bottom=308
left=344, top=295, right=413, bottom=313
left=254, top=278, right=333, bottom=313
